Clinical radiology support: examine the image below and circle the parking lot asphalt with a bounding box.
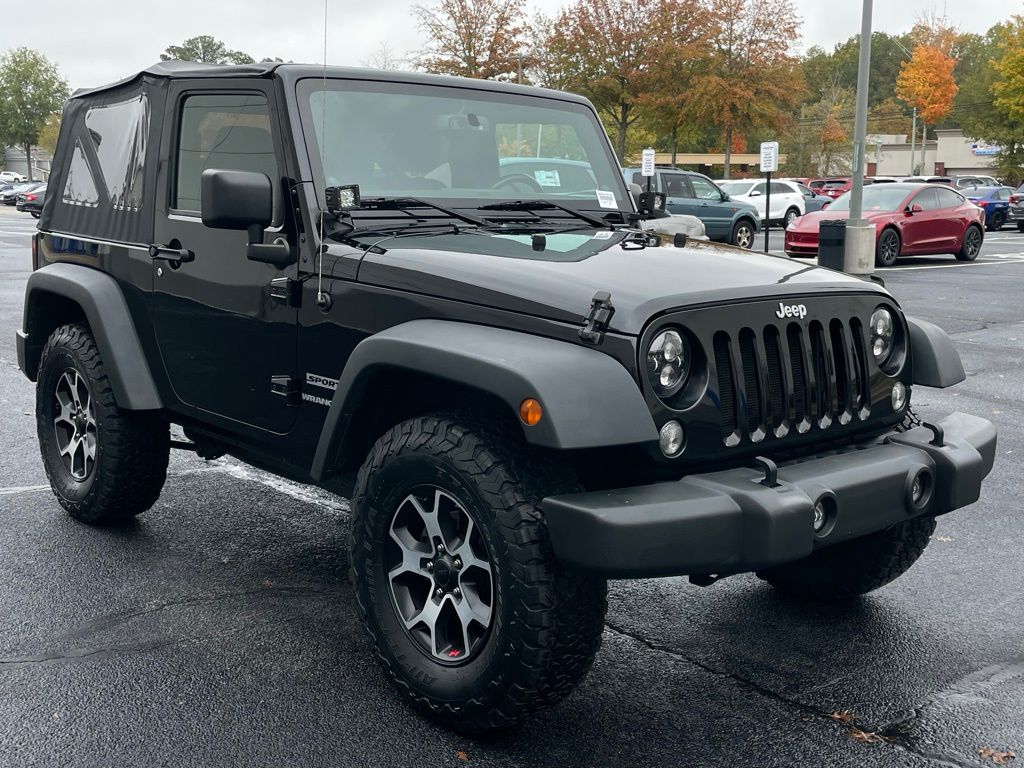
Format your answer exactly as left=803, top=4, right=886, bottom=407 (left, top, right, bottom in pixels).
left=1, top=206, right=1022, bottom=767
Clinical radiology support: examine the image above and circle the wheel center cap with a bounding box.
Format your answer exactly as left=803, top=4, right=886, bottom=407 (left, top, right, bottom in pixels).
left=433, top=556, right=455, bottom=588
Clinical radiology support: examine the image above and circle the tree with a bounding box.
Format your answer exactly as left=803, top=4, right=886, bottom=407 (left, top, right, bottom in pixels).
left=412, top=0, right=529, bottom=80
left=800, top=33, right=914, bottom=108
left=0, top=48, right=69, bottom=181
left=363, top=42, right=405, bottom=71
left=689, top=0, right=805, bottom=177
left=544, top=0, right=712, bottom=161
left=895, top=43, right=958, bottom=153
left=970, top=16, right=1024, bottom=182
left=160, top=35, right=255, bottom=65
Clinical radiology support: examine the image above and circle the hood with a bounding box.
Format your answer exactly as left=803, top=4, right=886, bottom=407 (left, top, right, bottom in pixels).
left=792, top=209, right=896, bottom=230
left=349, top=229, right=888, bottom=335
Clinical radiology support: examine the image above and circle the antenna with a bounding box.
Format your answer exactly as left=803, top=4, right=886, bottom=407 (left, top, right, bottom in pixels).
left=316, top=0, right=331, bottom=311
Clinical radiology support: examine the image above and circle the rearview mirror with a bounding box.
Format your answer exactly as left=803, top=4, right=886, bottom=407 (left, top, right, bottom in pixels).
left=202, top=169, right=272, bottom=239
left=201, top=169, right=295, bottom=268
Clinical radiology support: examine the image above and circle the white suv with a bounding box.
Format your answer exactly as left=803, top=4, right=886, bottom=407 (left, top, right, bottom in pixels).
left=0, top=171, right=28, bottom=184
left=716, top=178, right=805, bottom=227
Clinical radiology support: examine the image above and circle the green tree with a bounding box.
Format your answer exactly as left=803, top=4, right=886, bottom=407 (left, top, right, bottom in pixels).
left=0, top=47, right=69, bottom=181
left=801, top=32, right=914, bottom=107
left=160, top=35, right=255, bottom=65
left=689, top=0, right=805, bottom=178
left=968, top=17, right=1024, bottom=182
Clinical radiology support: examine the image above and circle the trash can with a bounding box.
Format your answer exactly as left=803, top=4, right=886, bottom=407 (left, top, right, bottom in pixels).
left=817, top=220, right=846, bottom=271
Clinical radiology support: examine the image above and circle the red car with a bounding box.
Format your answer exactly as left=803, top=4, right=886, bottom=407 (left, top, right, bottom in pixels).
left=785, top=183, right=986, bottom=267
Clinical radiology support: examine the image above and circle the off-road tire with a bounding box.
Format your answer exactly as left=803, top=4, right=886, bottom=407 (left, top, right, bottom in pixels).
left=350, top=414, right=607, bottom=733
left=875, top=227, right=901, bottom=267
left=955, top=224, right=983, bottom=261
left=731, top=219, right=755, bottom=249
left=37, top=324, right=169, bottom=525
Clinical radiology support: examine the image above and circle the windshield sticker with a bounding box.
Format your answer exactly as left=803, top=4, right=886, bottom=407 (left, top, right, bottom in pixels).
left=596, top=190, right=617, bottom=209
left=591, top=231, right=614, bottom=240
left=533, top=170, right=561, bottom=187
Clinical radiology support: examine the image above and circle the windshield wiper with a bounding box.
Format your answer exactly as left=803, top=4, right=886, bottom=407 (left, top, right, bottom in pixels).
left=328, top=222, right=475, bottom=253
left=356, top=197, right=488, bottom=228
left=476, top=200, right=615, bottom=229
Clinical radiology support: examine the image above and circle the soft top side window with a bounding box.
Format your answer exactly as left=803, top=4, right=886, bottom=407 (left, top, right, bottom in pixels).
left=173, top=92, right=280, bottom=221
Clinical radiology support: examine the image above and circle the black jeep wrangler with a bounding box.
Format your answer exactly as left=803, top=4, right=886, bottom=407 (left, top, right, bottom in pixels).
left=17, top=61, right=996, bottom=733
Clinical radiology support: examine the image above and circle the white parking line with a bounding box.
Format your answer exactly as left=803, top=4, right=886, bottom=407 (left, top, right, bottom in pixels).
left=889, top=258, right=1024, bottom=271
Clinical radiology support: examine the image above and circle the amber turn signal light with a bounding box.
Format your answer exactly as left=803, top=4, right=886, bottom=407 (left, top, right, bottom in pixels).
left=519, top=398, right=543, bottom=426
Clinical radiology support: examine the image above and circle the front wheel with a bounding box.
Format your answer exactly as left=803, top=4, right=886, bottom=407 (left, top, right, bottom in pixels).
left=757, top=516, right=936, bottom=600
left=875, top=227, right=901, bottom=267
left=731, top=219, right=755, bottom=249
left=350, top=414, right=607, bottom=733
left=783, top=208, right=800, bottom=228
left=956, top=225, right=983, bottom=261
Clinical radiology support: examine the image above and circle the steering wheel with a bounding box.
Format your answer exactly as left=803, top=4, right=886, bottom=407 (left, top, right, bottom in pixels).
left=491, top=174, right=543, bottom=193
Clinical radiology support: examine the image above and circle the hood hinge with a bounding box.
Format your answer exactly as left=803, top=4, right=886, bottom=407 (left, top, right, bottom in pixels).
left=579, top=291, right=615, bottom=345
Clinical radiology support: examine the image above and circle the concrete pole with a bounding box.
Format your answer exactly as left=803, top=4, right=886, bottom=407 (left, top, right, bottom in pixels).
left=843, top=0, right=875, bottom=275
left=909, top=107, right=917, bottom=174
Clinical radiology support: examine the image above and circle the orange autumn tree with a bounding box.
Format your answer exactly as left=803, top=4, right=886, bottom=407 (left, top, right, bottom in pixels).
left=896, top=16, right=958, bottom=163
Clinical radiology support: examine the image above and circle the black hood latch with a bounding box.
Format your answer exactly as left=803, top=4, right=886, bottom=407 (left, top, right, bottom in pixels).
left=579, top=291, right=615, bottom=345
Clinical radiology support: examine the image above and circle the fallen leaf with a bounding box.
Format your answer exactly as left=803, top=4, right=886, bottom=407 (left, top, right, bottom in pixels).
left=979, top=748, right=1016, bottom=765
left=830, top=710, right=856, bottom=724
left=849, top=729, right=888, bottom=745
left=455, top=750, right=470, bottom=763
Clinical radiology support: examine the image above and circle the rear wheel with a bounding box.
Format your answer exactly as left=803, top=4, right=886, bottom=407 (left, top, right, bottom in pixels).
left=875, top=227, right=901, bottom=267
left=956, top=225, right=983, bottom=261
left=731, top=219, right=755, bottom=249
left=989, top=210, right=1005, bottom=231
left=1017, top=221, right=1024, bottom=233
left=37, top=324, right=169, bottom=525
left=351, top=414, right=607, bottom=733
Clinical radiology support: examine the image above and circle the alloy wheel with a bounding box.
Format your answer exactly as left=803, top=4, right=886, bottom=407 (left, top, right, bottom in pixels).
left=735, top=224, right=753, bottom=248
left=386, top=486, right=494, bottom=665
left=53, top=369, right=97, bottom=481
left=965, top=227, right=982, bottom=257
left=879, top=230, right=899, bottom=266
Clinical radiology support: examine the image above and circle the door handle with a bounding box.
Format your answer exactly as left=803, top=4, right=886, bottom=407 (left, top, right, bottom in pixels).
left=148, top=244, right=194, bottom=263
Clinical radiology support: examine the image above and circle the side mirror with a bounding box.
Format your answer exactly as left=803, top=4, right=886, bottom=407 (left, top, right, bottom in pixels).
left=720, top=192, right=730, bottom=201
left=907, top=203, right=924, bottom=214
left=201, top=169, right=295, bottom=268
left=628, top=182, right=644, bottom=209
left=749, top=189, right=762, bottom=197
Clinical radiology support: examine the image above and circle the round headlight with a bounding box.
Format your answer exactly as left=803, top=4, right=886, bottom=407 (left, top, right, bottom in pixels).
left=647, top=328, right=690, bottom=398
left=869, top=308, right=895, bottom=364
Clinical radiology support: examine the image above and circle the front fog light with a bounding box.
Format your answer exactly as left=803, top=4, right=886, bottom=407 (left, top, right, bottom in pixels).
left=813, top=500, right=827, bottom=532
left=659, top=420, right=685, bottom=457
left=891, top=381, right=907, bottom=411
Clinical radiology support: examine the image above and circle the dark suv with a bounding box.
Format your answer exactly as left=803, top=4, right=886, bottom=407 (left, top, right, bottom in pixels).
left=623, top=167, right=760, bottom=247
left=18, top=62, right=996, bottom=734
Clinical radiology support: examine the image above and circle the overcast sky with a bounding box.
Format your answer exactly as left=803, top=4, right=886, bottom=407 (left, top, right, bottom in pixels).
left=1, top=0, right=1020, bottom=90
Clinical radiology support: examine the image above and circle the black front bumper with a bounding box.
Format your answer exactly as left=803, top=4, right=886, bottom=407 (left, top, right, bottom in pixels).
left=542, top=413, right=996, bottom=579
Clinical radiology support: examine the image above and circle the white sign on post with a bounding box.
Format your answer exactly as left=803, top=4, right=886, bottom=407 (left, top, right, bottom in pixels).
left=759, top=141, right=779, bottom=173
left=641, top=147, right=656, bottom=177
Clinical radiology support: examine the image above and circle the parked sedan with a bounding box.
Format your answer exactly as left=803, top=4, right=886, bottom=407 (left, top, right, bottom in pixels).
left=1011, top=184, right=1024, bottom=232
left=16, top=185, right=46, bottom=218
left=792, top=181, right=832, bottom=213
left=716, top=178, right=805, bottom=227
left=1, top=181, right=43, bottom=205
left=785, top=183, right=985, bottom=267
left=963, top=186, right=1014, bottom=231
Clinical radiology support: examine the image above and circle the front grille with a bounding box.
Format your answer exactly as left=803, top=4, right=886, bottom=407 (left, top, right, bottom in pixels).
left=715, top=317, right=871, bottom=445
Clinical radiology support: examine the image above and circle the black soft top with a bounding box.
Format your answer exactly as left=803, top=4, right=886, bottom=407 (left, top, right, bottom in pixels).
left=73, top=60, right=589, bottom=105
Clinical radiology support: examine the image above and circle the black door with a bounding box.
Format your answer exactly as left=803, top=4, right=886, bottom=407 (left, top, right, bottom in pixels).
left=151, top=85, right=297, bottom=433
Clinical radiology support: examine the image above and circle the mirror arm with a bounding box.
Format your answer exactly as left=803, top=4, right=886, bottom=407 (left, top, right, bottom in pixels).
left=247, top=237, right=296, bottom=268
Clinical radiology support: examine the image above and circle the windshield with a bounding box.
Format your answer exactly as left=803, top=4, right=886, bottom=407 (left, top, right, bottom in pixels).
left=719, top=181, right=755, bottom=196
left=297, top=78, right=627, bottom=213
left=827, top=185, right=912, bottom=212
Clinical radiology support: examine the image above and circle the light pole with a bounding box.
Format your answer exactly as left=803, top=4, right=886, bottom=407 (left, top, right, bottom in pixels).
left=893, top=38, right=917, bottom=174
left=844, top=0, right=875, bottom=274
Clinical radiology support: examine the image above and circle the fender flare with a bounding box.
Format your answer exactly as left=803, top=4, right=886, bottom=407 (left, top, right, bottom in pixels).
left=311, top=319, right=658, bottom=482
left=907, top=316, right=966, bottom=388
left=20, top=263, right=163, bottom=410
